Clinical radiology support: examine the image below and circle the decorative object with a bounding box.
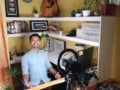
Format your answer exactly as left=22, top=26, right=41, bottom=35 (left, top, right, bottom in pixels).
left=82, top=0, right=94, bottom=16
left=75, top=9, right=82, bottom=17
left=40, top=0, right=59, bottom=17
left=82, top=10, right=91, bottom=17
left=83, top=0, right=94, bottom=10
left=101, top=0, right=116, bottom=16
left=5, top=0, right=19, bottom=17
left=70, top=10, right=76, bottom=17
left=30, top=20, right=48, bottom=32
left=40, top=32, right=49, bottom=49
left=82, top=0, right=101, bottom=16
left=32, top=7, right=39, bottom=17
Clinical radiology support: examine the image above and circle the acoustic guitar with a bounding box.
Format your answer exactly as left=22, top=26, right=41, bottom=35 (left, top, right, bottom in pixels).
left=40, top=0, right=59, bottom=17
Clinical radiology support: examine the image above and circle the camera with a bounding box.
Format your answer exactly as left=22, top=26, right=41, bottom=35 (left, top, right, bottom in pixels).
left=62, top=59, right=82, bottom=74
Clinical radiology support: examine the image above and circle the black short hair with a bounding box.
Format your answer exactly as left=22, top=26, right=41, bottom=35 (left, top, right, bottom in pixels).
left=29, top=33, right=41, bottom=41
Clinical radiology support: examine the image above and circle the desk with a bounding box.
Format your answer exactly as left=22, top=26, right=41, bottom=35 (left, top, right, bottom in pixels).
left=27, top=78, right=65, bottom=90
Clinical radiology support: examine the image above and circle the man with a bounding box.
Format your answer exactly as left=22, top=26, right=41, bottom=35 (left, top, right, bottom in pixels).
left=21, top=33, right=61, bottom=89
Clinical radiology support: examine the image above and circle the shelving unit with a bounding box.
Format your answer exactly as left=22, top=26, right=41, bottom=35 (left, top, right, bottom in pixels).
left=6, top=16, right=115, bottom=82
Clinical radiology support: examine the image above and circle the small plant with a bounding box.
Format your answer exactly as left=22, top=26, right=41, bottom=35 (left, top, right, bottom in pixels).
left=94, top=0, right=101, bottom=11
left=32, top=7, right=38, bottom=14
left=76, top=8, right=83, bottom=13
left=83, top=0, right=100, bottom=10
left=105, top=0, right=109, bottom=4
left=5, top=67, right=20, bottom=78
left=40, top=32, right=49, bottom=39
left=40, top=33, right=49, bottom=49
left=102, top=0, right=109, bottom=4
left=83, top=0, right=94, bottom=10
left=4, top=67, right=20, bottom=90
left=1, top=85, right=10, bottom=90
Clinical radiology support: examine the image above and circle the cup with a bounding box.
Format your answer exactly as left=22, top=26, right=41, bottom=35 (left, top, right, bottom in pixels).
left=59, top=31, right=63, bottom=36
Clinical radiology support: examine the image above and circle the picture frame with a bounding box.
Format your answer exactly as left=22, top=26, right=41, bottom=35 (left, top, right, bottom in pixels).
left=5, top=0, right=19, bottom=17
left=30, top=20, right=48, bottom=32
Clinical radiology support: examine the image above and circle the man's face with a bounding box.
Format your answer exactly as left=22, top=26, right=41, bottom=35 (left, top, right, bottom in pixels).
left=30, top=36, right=40, bottom=49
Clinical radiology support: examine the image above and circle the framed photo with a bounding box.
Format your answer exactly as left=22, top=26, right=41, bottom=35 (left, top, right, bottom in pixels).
left=30, top=20, right=48, bottom=32
left=5, top=0, right=19, bottom=17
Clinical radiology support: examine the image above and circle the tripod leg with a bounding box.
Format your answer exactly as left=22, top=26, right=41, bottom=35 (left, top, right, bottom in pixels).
left=75, top=81, right=81, bottom=90
left=66, top=81, right=71, bottom=90
left=71, top=80, right=76, bottom=90
left=80, top=82, right=88, bottom=90
left=66, top=80, right=77, bottom=90
left=70, top=80, right=81, bottom=90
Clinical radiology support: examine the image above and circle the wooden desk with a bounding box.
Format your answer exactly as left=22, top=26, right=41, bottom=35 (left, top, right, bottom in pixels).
left=26, top=78, right=65, bottom=90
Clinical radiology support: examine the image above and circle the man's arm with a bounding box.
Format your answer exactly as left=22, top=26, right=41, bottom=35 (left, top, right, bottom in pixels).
left=48, top=67, right=61, bottom=79
left=22, top=54, right=32, bottom=88
left=23, top=74, right=32, bottom=88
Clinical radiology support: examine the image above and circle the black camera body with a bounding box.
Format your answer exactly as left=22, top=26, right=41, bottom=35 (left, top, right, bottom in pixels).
left=62, top=59, right=82, bottom=74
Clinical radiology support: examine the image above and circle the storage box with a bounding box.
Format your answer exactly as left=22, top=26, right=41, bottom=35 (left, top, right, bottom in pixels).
left=82, top=23, right=100, bottom=31
left=76, top=29, right=100, bottom=42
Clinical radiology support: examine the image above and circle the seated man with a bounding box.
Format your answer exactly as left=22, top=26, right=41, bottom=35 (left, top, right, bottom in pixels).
left=21, top=33, right=61, bottom=90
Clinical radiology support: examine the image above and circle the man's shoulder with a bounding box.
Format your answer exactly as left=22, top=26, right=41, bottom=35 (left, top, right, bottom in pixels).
left=22, top=50, right=32, bottom=58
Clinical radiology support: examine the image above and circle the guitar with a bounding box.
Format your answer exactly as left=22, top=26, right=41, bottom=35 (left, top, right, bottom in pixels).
left=40, top=0, right=59, bottom=17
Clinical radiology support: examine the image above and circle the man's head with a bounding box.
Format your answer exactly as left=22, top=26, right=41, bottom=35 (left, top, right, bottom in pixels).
left=29, top=33, right=41, bottom=41
left=29, top=33, right=41, bottom=50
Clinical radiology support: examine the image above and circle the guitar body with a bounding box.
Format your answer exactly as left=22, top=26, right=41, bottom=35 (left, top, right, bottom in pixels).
left=40, top=0, right=59, bottom=17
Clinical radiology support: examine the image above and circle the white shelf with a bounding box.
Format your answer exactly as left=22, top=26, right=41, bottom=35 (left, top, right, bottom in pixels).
left=8, top=32, right=99, bottom=47
left=6, top=16, right=102, bottom=21
left=8, top=33, right=30, bottom=37
left=7, top=32, right=41, bottom=37
left=49, top=33, right=99, bottom=47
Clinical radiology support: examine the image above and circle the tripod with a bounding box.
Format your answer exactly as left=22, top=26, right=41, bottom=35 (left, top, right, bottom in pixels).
left=65, top=72, right=77, bottom=90
left=65, top=71, right=99, bottom=90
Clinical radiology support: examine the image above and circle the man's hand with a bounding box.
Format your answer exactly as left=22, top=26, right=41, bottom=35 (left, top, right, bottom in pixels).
left=48, top=67, right=61, bottom=79
left=54, top=72, right=61, bottom=79
left=24, top=80, right=32, bottom=88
